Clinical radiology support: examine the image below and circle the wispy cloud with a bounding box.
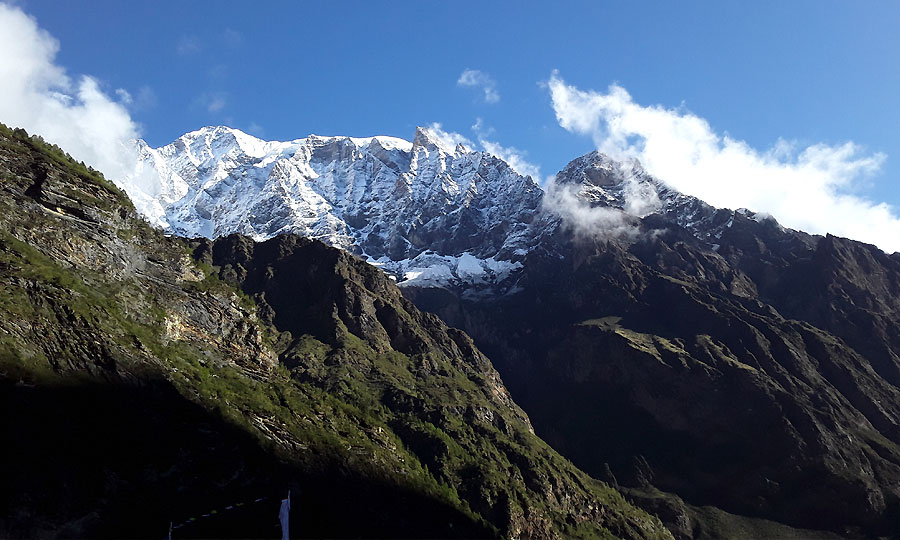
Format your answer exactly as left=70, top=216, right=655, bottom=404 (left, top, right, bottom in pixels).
left=457, top=69, right=500, bottom=104
left=247, top=121, right=265, bottom=136
left=471, top=117, right=542, bottom=181
left=424, top=122, right=474, bottom=152
left=481, top=140, right=542, bottom=181
left=0, top=3, right=143, bottom=185
left=547, top=71, right=899, bottom=253
left=471, top=117, right=495, bottom=138
left=115, top=85, right=157, bottom=112
left=133, top=85, right=157, bottom=111
left=193, top=92, right=226, bottom=113
left=115, top=88, right=132, bottom=104
left=222, top=28, right=243, bottom=47
left=543, top=179, right=643, bottom=242
left=176, top=35, right=203, bottom=56
left=206, top=95, right=226, bottom=113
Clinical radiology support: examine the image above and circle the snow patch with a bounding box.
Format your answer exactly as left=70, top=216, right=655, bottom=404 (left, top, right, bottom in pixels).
left=366, top=252, right=522, bottom=288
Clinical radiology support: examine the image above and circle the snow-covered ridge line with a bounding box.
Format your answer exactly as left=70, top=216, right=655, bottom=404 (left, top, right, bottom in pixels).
left=120, top=125, right=544, bottom=287
left=119, top=125, right=780, bottom=289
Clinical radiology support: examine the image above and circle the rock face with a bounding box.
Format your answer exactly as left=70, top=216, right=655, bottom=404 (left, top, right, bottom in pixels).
left=405, top=152, right=900, bottom=538
left=127, top=126, right=542, bottom=288
left=0, top=125, right=671, bottom=539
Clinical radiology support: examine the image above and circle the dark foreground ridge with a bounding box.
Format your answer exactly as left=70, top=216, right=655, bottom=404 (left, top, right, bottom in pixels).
left=0, top=124, right=670, bottom=539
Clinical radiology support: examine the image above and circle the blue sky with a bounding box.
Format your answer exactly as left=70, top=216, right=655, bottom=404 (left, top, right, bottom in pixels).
left=3, top=1, right=900, bottom=250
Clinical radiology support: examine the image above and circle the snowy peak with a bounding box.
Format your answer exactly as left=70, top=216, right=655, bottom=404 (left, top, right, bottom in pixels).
left=551, top=151, right=670, bottom=219
left=412, top=126, right=440, bottom=150
left=172, top=126, right=274, bottom=164
left=557, top=150, right=633, bottom=187
left=555, top=151, right=654, bottom=207
left=121, top=126, right=543, bottom=289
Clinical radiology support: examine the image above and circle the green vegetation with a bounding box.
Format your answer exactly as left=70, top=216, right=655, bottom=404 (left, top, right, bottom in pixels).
left=0, top=123, right=131, bottom=209
left=577, top=316, right=623, bottom=330
left=622, top=486, right=843, bottom=540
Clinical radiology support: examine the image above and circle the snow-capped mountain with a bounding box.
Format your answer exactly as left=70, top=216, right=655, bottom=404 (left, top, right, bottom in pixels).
left=120, top=125, right=805, bottom=288
left=124, top=126, right=542, bottom=288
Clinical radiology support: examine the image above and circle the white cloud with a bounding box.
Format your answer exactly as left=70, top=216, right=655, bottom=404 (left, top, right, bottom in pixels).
left=133, top=85, right=157, bottom=111
left=247, top=122, right=265, bottom=136
left=426, top=119, right=542, bottom=181
left=0, top=3, right=144, bottom=186
left=481, top=140, right=542, bottom=181
left=424, top=122, right=474, bottom=152
left=207, top=95, right=226, bottom=113
left=457, top=69, right=500, bottom=104
left=192, top=92, right=227, bottom=113
left=471, top=117, right=495, bottom=138
left=177, top=35, right=203, bottom=56
left=471, top=117, right=542, bottom=181
left=543, top=179, right=642, bottom=242
left=115, top=88, right=132, bottom=104
left=547, top=71, right=900, bottom=253
left=542, top=158, right=663, bottom=240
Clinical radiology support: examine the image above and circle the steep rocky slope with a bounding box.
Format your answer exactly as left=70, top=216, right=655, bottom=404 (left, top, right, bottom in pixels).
left=406, top=153, right=900, bottom=538
left=0, top=124, right=671, bottom=539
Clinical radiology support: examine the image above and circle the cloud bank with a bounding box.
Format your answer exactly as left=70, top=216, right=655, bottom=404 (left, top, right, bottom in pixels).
left=457, top=69, right=500, bottom=104
left=0, top=3, right=142, bottom=186
left=548, top=72, right=900, bottom=253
